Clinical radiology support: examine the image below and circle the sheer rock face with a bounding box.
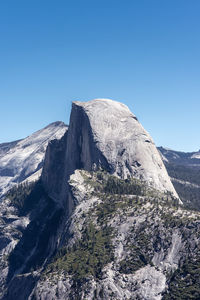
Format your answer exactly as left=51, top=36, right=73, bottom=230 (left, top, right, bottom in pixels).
left=44, top=99, right=178, bottom=204
left=41, top=131, right=68, bottom=202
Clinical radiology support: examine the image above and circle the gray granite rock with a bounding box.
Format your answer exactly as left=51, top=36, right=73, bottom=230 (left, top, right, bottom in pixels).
left=42, top=99, right=179, bottom=207
left=42, top=99, right=178, bottom=207
left=71, top=99, right=178, bottom=198
left=0, top=122, right=67, bottom=198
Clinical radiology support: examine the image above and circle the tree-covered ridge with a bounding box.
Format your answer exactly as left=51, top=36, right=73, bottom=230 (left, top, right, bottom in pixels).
left=40, top=170, right=200, bottom=299
left=5, top=181, right=43, bottom=216
left=163, top=253, right=200, bottom=299
left=45, top=223, right=114, bottom=283
left=163, top=162, right=200, bottom=211
left=2, top=180, right=64, bottom=287
left=158, top=147, right=200, bottom=211
left=167, top=163, right=200, bottom=186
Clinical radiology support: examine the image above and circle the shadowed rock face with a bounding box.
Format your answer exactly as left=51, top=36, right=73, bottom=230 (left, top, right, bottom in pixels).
left=42, top=98, right=179, bottom=206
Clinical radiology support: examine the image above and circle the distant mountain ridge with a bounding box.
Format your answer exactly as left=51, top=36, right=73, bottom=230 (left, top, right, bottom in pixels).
left=158, top=146, right=200, bottom=210
left=0, top=122, right=67, bottom=198
left=158, top=146, right=200, bottom=166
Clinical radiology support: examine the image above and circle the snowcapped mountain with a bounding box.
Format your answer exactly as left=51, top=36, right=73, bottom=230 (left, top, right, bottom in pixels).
left=0, top=122, right=67, bottom=198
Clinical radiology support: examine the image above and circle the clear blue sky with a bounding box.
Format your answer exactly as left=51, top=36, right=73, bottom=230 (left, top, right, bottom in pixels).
left=0, top=0, right=200, bottom=152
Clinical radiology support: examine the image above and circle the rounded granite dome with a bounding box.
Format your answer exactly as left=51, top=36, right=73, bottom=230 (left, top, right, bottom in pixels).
left=68, top=99, right=179, bottom=199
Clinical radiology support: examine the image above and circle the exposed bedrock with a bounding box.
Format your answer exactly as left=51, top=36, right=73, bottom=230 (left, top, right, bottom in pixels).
left=42, top=98, right=179, bottom=207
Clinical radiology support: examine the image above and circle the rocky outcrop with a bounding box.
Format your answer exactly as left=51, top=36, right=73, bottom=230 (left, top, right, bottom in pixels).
left=41, top=131, right=68, bottom=203
left=73, top=100, right=178, bottom=195
left=42, top=99, right=179, bottom=206
left=1, top=99, right=190, bottom=299
left=31, top=170, right=200, bottom=300
left=0, top=122, right=68, bottom=298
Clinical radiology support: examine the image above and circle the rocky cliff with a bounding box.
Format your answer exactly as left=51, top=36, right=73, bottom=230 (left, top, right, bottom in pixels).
left=0, top=122, right=68, bottom=298
left=32, top=170, right=200, bottom=300
left=42, top=99, right=179, bottom=207
left=1, top=99, right=199, bottom=300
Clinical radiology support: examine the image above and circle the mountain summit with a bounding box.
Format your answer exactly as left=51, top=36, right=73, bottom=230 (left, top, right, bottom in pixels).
left=2, top=99, right=199, bottom=300
left=73, top=99, right=178, bottom=195
left=42, top=98, right=178, bottom=205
